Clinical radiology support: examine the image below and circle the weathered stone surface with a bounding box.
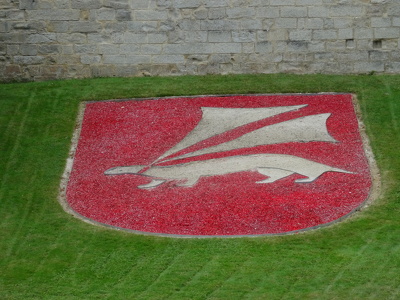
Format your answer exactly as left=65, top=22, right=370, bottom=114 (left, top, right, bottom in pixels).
left=1, top=0, right=400, bottom=81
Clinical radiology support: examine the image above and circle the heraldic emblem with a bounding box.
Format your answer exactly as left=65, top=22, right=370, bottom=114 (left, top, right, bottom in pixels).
left=62, top=94, right=373, bottom=237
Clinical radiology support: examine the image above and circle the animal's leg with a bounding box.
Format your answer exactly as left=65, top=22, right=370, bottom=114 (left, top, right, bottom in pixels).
left=138, top=179, right=166, bottom=189
left=294, top=177, right=318, bottom=183
left=294, top=170, right=327, bottom=183
left=256, top=168, right=294, bottom=183
left=176, top=176, right=200, bottom=187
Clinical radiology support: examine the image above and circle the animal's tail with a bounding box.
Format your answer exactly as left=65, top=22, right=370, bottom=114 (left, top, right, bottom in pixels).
left=332, top=168, right=354, bottom=174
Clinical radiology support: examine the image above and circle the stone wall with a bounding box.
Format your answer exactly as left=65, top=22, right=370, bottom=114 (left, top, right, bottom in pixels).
left=1, top=0, right=400, bottom=81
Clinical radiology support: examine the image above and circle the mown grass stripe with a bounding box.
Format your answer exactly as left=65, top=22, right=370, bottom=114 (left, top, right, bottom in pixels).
left=0, top=101, right=23, bottom=141
left=324, top=241, right=372, bottom=294
left=4, top=191, right=35, bottom=257
left=205, top=257, right=254, bottom=299
left=0, top=93, right=34, bottom=201
left=170, top=253, right=220, bottom=299
left=133, top=249, right=189, bottom=299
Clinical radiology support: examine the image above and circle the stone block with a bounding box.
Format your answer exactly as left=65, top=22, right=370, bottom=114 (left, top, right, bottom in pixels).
left=0, top=33, right=29, bottom=43
left=338, top=28, right=353, bottom=39
left=74, top=44, right=97, bottom=54
left=152, top=55, right=185, bottom=63
left=27, top=33, right=57, bottom=43
left=57, top=33, right=87, bottom=44
left=371, top=17, right=392, bottom=28
left=313, top=30, right=337, bottom=40
left=232, top=30, right=256, bottom=42
left=98, top=44, right=120, bottom=54
left=270, top=0, right=296, bottom=5
left=184, top=31, right=208, bottom=43
left=27, top=10, right=80, bottom=21
left=175, top=0, right=201, bottom=8
left=369, top=50, right=389, bottom=61
left=256, top=7, right=280, bottom=18
left=71, top=0, right=102, bottom=9
left=194, top=8, right=208, bottom=20
left=326, top=40, right=346, bottom=51
left=354, top=28, right=373, bottom=39
left=307, top=41, right=326, bottom=51
left=208, top=8, right=226, bottom=20
left=226, top=7, right=255, bottom=19
left=0, top=44, right=5, bottom=55
left=159, top=21, right=175, bottom=32
left=209, top=53, right=231, bottom=63
left=69, top=22, right=102, bottom=33
left=296, top=0, right=323, bottom=4
left=92, top=65, right=115, bottom=77
left=4, top=65, right=22, bottom=77
left=14, top=55, right=45, bottom=65
left=201, top=20, right=240, bottom=31
left=135, top=10, right=168, bottom=21
left=297, top=18, right=323, bottom=30
left=308, top=7, right=330, bottom=18
left=164, top=43, right=213, bottom=54
left=280, top=7, right=307, bottom=18
left=354, top=61, right=385, bottom=73
left=0, top=22, right=8, bottom=33
left=255, top=41, right=272, bottom=53
left=7, top=10, right=25, bottom=20
left=211, top=43, right=241, bottom=53
left=7, top=45, right=19, bottom=55
left=103, top=55, right=150, bottom=64
left=156, top=0, right=172, bottom=8
left=119, top=44, right=140, bottom=53
left=289, top=30, right=312, bottom=41
left=54, top=0, right=73, bottom=9
left=103, top=0, right=130, bottom=9
left=48, top=21, right=69, bottom=33
left=141, top=44, right=162, bottom=54
left=19, top=0, right=37, bottom=10
left=336, top=51, right=369, bottom=62
left=129, top=0, right=149, bottom=9
left=275, top=18, right=297, bottom=29
left=374, top=28, right=400, bottom=39
left=178, top=20, right=201, bottom=31
left=38, top=45, right=61, bottom=54
left=114, top=65, right=139, bottom=76
left=386, top=62, right=400, bottom=73
left=123, top=33, right=147, bottom=43
left=204, top=0, right=227, bottom=8
left=267, top=29, right=288, bottom=41
left=331, top=6, right=363, bottom=17
left=81, top=55, right=101, bottom=64
left=241, top=20, right=263, bottom=30
left=96, top=8, right=116, bottom=21
left=287, top=41, right=308, bottom=51
left=20, top=45, right=37, bottom=55
left=208, top=31, right=231, bottom=42
left=116, top=10, right=132, bottom=21
left=104, top=23, right=128, bottom=33
left=333, top=18, right=353, bottom=29
left=126, top=55, right=151, bottom=64
left=147, top=33, right=168, bottom=43
left=314, top=52, right=334, bottom=61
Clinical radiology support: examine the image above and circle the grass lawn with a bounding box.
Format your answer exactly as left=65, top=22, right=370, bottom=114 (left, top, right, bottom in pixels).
left=1, top=74, right=400, bottom=299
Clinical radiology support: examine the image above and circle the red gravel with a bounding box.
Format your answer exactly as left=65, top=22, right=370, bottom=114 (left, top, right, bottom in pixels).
left=66, top=94, right=372, bottom=236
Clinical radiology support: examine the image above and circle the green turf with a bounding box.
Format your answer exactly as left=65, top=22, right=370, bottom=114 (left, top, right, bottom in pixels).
left=1, top=74, right=400, bottom=299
